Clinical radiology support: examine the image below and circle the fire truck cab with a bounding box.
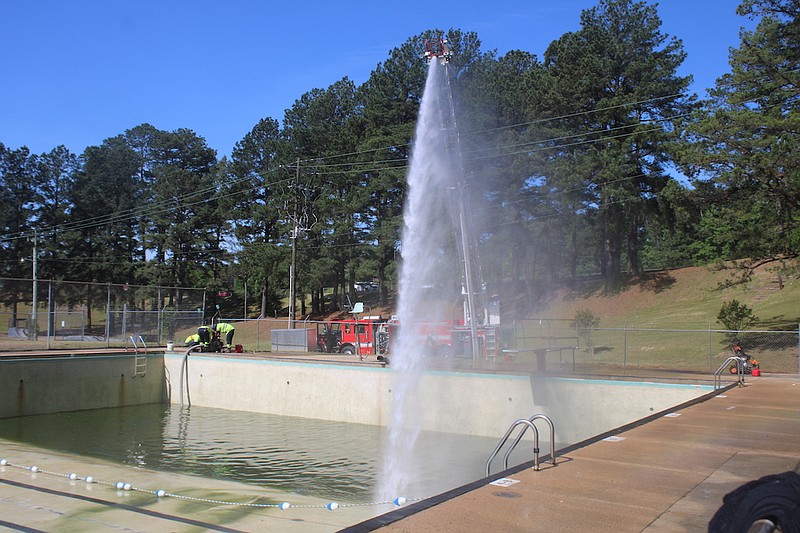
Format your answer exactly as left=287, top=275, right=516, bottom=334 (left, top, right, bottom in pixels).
left=316, top=316, right=391, bottom=360
left=317, top=315, right=499, bottom=361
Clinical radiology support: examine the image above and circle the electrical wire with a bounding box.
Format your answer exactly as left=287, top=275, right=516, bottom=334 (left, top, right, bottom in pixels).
left=1, top=93, right=692, bottom=245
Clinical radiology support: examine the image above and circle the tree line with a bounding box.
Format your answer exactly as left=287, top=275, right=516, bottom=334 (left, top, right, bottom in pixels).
left=1, top=0, right=798, bottom=320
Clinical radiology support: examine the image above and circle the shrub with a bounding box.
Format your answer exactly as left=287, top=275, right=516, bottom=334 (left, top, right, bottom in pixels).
left=717, top=300, right=758, bottom=336
left=574, top=308, right=600, bottom=356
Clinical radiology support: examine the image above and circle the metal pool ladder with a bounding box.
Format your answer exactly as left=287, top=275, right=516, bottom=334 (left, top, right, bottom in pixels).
left=486, top=414, right=556, bottom=476
left=128, top=335, right=148, bottom=377
left=714, top=355, right=744, bottom=389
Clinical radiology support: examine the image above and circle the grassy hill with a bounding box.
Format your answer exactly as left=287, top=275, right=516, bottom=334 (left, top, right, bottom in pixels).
left=279, top=263, right=798, bottom=373
left=531, top=263, right=798, bottom=329
left=3, top=262, right=797, bottom=372
left=220, top=261, right=798, bottom=336
left=506, top=263, right=799, bottom=374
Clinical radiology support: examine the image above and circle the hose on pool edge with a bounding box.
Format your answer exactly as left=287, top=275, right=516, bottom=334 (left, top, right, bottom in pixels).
left=708, top=471, right=800, bottom=533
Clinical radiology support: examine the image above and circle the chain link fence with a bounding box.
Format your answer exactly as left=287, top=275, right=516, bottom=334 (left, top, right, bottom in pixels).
left=1, top=278, right=205, bottom=348
left=503, top=318, right=799, bottom=374
left=2, top=279, right=798, bottom=375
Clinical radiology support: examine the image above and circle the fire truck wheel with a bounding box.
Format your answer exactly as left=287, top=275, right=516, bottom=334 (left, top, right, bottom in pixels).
left=437, top=344, right=454, bottom=358
left=341, top=345, right=355, bottom=355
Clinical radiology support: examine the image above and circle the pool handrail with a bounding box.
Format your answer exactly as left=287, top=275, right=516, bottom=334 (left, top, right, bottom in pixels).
left=714, top=355, right=744, bottom=389
left=486, top=414, right=556, bottom=477
left=128, top=335, right=148, bottom=377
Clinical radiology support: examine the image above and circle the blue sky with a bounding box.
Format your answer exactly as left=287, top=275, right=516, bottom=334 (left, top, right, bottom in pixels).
left=1, top=1, right=753, bottom=159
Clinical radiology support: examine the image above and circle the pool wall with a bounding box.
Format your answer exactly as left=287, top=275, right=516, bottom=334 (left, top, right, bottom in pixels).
left=0, top=352, right=715, bottom=444
left=0, top=354, right=166, bottom=418
left=164, top=354, right=714, bottom=442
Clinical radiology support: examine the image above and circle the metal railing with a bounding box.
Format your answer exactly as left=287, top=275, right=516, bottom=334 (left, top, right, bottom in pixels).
left=486, top=414, right=556, bottom=476
left=128, top=335, right=148, bottom=377
left=714, top=355, right=744, bottom=389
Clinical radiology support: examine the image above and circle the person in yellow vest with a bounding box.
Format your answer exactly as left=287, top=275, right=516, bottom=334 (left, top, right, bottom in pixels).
left=213, top=322, right=236, bottom=351
left=197, top=325, right=213, bottom=346
left=184, top=333, right=201, bottom=347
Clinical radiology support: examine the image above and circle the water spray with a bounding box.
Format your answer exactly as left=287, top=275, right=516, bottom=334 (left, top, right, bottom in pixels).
left=378, top=34, right=487, bottom=500
left=427, top=35, right=484, bottom=359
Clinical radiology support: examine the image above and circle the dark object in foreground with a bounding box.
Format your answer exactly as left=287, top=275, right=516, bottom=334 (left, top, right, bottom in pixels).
left=708, top=471, right=800, bottom=533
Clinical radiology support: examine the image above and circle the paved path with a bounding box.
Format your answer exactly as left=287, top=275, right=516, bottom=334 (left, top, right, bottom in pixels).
left=353, top=374, right=800, bottom=532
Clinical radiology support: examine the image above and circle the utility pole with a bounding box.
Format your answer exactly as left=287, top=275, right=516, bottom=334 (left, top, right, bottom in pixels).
left=32, top=232, right=38, bottom=341
left=288, top=159, right=299, bottom=329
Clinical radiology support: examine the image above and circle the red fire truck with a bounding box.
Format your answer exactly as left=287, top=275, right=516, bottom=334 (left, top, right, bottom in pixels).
left=316, top=316, right=499, bottom=361
left=315, top=316, right=392, bottom=360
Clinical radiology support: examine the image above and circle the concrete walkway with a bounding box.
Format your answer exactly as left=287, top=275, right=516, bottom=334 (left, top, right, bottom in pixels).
left=352, top=374, right=800, bottom=532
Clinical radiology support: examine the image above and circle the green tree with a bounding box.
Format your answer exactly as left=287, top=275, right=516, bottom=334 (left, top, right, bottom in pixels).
left=283, top=77, right=363, bottom=314
left=33, top=146, right=79, bottom=282
left=66, top=135, right=143, bottom=328
left=229, top=117, right=290, bottom=318
left=574, top=307, right=600, bottom=356
left=543, top=0, right=695, bottom=291
left=717, top=299, right=758, bottom=332
left=145, top=128, right=223, bottom=302
left=685, top=0, right=800, bottom=278
left=0, top=144, right=38, bottom=322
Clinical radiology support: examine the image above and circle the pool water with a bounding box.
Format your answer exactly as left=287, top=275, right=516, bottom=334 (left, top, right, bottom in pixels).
left=0, top=404, right=509, bottom=503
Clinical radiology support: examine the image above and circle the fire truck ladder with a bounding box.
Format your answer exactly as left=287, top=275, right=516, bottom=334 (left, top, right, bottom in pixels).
left=128, top=335, right=148, bottom=377
left=484, top=327, right=498, bottom=357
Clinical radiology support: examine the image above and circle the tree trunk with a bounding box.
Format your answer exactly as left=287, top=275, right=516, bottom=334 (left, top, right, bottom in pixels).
left=258, top=279, right=269, bottom=319
left=627, top=218, right=641, bottom=277
left=602, top=205, right=623, bottom=292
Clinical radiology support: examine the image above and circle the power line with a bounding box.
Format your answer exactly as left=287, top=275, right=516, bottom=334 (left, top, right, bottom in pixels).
left=2, top=93, right=693, bottom=245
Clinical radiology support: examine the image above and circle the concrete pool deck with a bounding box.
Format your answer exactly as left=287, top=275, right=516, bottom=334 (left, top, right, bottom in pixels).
left=355, top=373, right=800, bottom=532
left=0, top=366, right=797, bottom=532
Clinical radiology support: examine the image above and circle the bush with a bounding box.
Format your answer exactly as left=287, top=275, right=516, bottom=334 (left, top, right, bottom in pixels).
left=575, top=308, right=600, bottom=356
left=717, top=300, right=758, bottom=334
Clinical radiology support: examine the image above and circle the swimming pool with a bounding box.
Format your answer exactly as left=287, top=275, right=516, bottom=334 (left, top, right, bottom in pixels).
left=0, top=353, right=718, bottom=531
left=0, top=403, right=507, bottom=504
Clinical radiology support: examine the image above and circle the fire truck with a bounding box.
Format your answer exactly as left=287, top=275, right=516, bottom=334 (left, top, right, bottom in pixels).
left=315, top=316, right=392, bottom=360
left=315, top=315, right=499, bottom=362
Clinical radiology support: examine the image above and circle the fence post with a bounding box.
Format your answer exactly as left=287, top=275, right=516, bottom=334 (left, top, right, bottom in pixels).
left=621, top=322, right=627, bottom=367
left=157, top=288, right=163, bottom=345
left=46, top=280, right=53, bottom=349
left=106, top=283, right=111, bottom=347
left=708, top=322, right=712, bottom=369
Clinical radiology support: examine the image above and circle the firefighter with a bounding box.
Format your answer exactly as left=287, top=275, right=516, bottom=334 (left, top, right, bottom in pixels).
left=197, top=325, right=213, bottom=346
left=184, top=333, right=201, bottom=347
left=213, top=322, right=236, bottom=351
